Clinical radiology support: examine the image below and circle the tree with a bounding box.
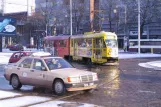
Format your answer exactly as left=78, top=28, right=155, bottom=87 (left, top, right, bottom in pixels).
left=64, top=0, right=86, bottom=34
left=122, top=0, right=161, bottom=38
left=100, top=0, right=119, bottom=32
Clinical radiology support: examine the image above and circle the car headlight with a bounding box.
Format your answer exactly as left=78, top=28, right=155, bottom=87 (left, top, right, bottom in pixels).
left=67, top=77, right=81, bottom=83
left=92, top=73, right=98, bottom=81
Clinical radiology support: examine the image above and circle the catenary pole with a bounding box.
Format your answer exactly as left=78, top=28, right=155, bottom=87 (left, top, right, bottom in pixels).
left=138, top=0, right=141, bottom=54
left=70, top=0, right=72, bottom=35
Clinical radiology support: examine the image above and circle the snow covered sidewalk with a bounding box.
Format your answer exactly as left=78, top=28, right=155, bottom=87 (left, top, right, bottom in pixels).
left=0, top=90, right=101, bottom=107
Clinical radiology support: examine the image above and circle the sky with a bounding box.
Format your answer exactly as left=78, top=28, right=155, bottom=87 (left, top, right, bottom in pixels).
left=4, top=0, right=35, bottom=14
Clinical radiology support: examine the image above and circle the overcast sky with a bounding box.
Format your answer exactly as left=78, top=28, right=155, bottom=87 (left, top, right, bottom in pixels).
left=4, top=0, right=35, bottom=13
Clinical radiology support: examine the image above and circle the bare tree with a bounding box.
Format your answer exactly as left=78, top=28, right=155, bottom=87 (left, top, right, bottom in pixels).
left=100, top=0, right=119, bottom=32
left=64, top=0, right=86, bottom=34
left=122, top=0, right=161, bottom=38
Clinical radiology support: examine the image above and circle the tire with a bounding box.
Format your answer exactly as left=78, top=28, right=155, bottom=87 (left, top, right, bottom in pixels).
left=53, top=79, right=66, bottom=96
left=68, top=56, right=73, bottom=62
left=87, top=58, right=92, bottom=67
left=11, top=75, right=22, bottom=90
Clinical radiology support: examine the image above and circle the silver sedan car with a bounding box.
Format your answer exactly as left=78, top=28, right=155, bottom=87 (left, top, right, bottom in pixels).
left=4, top=52, right=98, bottom=95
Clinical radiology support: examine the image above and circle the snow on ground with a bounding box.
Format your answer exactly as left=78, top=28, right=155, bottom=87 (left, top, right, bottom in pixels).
left=30, top=101, right=100, bottom=107
left=0, top=90, right=21, bottom=99
left=0, top=90, right=101, bottom=107
left=0, top=56, right=10, bottom=64
left=139, top=61, right=161, bottom=70
left=119, top=53, right=161, bottom=59
left=0, top=96, right=50, bottom=107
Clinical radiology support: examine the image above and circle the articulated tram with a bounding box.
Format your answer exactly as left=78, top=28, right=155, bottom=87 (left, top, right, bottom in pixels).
left=44, top=31, right=118, bottom=65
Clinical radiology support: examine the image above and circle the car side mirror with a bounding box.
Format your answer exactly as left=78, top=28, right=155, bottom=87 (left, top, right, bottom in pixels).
left=41, top=67, right=46, bottom=71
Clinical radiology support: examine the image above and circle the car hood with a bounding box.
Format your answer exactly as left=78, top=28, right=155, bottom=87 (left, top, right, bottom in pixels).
left=50, top=68, right=95, bottom=77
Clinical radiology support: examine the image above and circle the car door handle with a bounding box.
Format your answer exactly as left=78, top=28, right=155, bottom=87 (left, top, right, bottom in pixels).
left=30, top=70, right=34, bottom=72
left=17, top=68, right=20, bottom=70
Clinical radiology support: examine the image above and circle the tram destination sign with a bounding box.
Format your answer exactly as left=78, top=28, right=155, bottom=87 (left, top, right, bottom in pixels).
left=0, top=16, right=16, bottom=36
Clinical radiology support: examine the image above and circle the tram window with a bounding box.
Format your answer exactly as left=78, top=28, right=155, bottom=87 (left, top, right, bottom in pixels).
left=59, top=40, right=66, bottom=47
left=87, top=39, right=92, bottom=48
left=49, top=41, right=54, bottom=47
left=95, top=38, right=102, bottom=48
left=71, top=39, right=73, bottom=47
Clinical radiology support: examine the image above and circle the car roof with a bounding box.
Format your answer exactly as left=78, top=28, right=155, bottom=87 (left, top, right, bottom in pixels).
left=13, top=51, right=33, bottom=53
left=26, top=56, right=62, bottom=59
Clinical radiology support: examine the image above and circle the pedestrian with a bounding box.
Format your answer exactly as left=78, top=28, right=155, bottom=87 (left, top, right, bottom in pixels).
left=123, top=36, right=127, bottom=52
left=127, top=37, right=130, bottom=51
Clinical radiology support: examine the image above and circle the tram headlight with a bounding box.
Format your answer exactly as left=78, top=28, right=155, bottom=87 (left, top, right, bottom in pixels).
left=108, top=49, right=112, bottom=55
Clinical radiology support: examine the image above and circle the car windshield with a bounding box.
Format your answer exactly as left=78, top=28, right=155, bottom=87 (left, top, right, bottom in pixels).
left=44, top=58, right=73, bottom=70
left=105, top=39, right=118, bottom=48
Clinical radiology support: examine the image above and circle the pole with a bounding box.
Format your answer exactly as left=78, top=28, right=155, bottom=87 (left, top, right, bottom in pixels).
left=138, top=0, right=140, bottom=54
left=27, top=0, right=29, bottom=16
left=0, top=0, right=5, bottom=52
left=124, top=5, right=127, bottom=35
left=70, top=0, right=72, bottom=35
left=45, top=0, right=48, bottom=36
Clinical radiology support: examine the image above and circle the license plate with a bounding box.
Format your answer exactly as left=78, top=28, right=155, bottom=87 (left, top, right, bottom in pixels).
left=84, top=83, right=94, bottom=87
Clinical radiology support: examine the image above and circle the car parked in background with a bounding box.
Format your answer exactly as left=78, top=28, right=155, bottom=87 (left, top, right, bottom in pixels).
left=9, top=51, right=33, bottom=63
left=9, top=44, right=24, bottom=51
left=4, top=52, right=98, bottom=95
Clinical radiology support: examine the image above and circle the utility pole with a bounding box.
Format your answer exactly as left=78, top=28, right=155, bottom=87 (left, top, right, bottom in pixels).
left=138, top=0, right=141, bottom=54
left=0, top=0, right=5, bottom=52
left=90, top=0, right=94, bottom=31
left=45, top=0, right=48, bottom=36
left=70, top=0, right=72, bottom=35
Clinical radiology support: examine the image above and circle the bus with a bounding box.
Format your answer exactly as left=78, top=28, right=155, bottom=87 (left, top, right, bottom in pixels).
left=44, top=31, right=118, bottom=65
left=129, top=39, right=161, bottom=53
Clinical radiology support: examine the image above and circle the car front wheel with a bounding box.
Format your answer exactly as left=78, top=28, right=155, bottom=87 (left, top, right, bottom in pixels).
left=53, top=79, right=66, bottom=96
left=11, top=75, right=22, bottom=90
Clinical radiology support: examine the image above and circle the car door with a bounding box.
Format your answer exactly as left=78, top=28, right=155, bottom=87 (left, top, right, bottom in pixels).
left=17, top=58, right=33, bottom=85
left=28, top=58, right=48, bottom=86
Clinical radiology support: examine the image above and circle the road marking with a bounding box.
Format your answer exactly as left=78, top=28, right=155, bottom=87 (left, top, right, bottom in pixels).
left=137, top=90, right=156, bottom=94
left=147, top=71, right=152, bottom=72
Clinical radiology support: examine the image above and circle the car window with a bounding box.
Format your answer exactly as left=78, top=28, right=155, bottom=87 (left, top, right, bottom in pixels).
left=44, top=58, right=73, bottom=70
left=18, top=58, right=33, bottom=68
left=20, top=53, right=25, bottom=57
left=13, top=53, right=21, bottom=58
left=32, top=59, right=46, bottom=71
